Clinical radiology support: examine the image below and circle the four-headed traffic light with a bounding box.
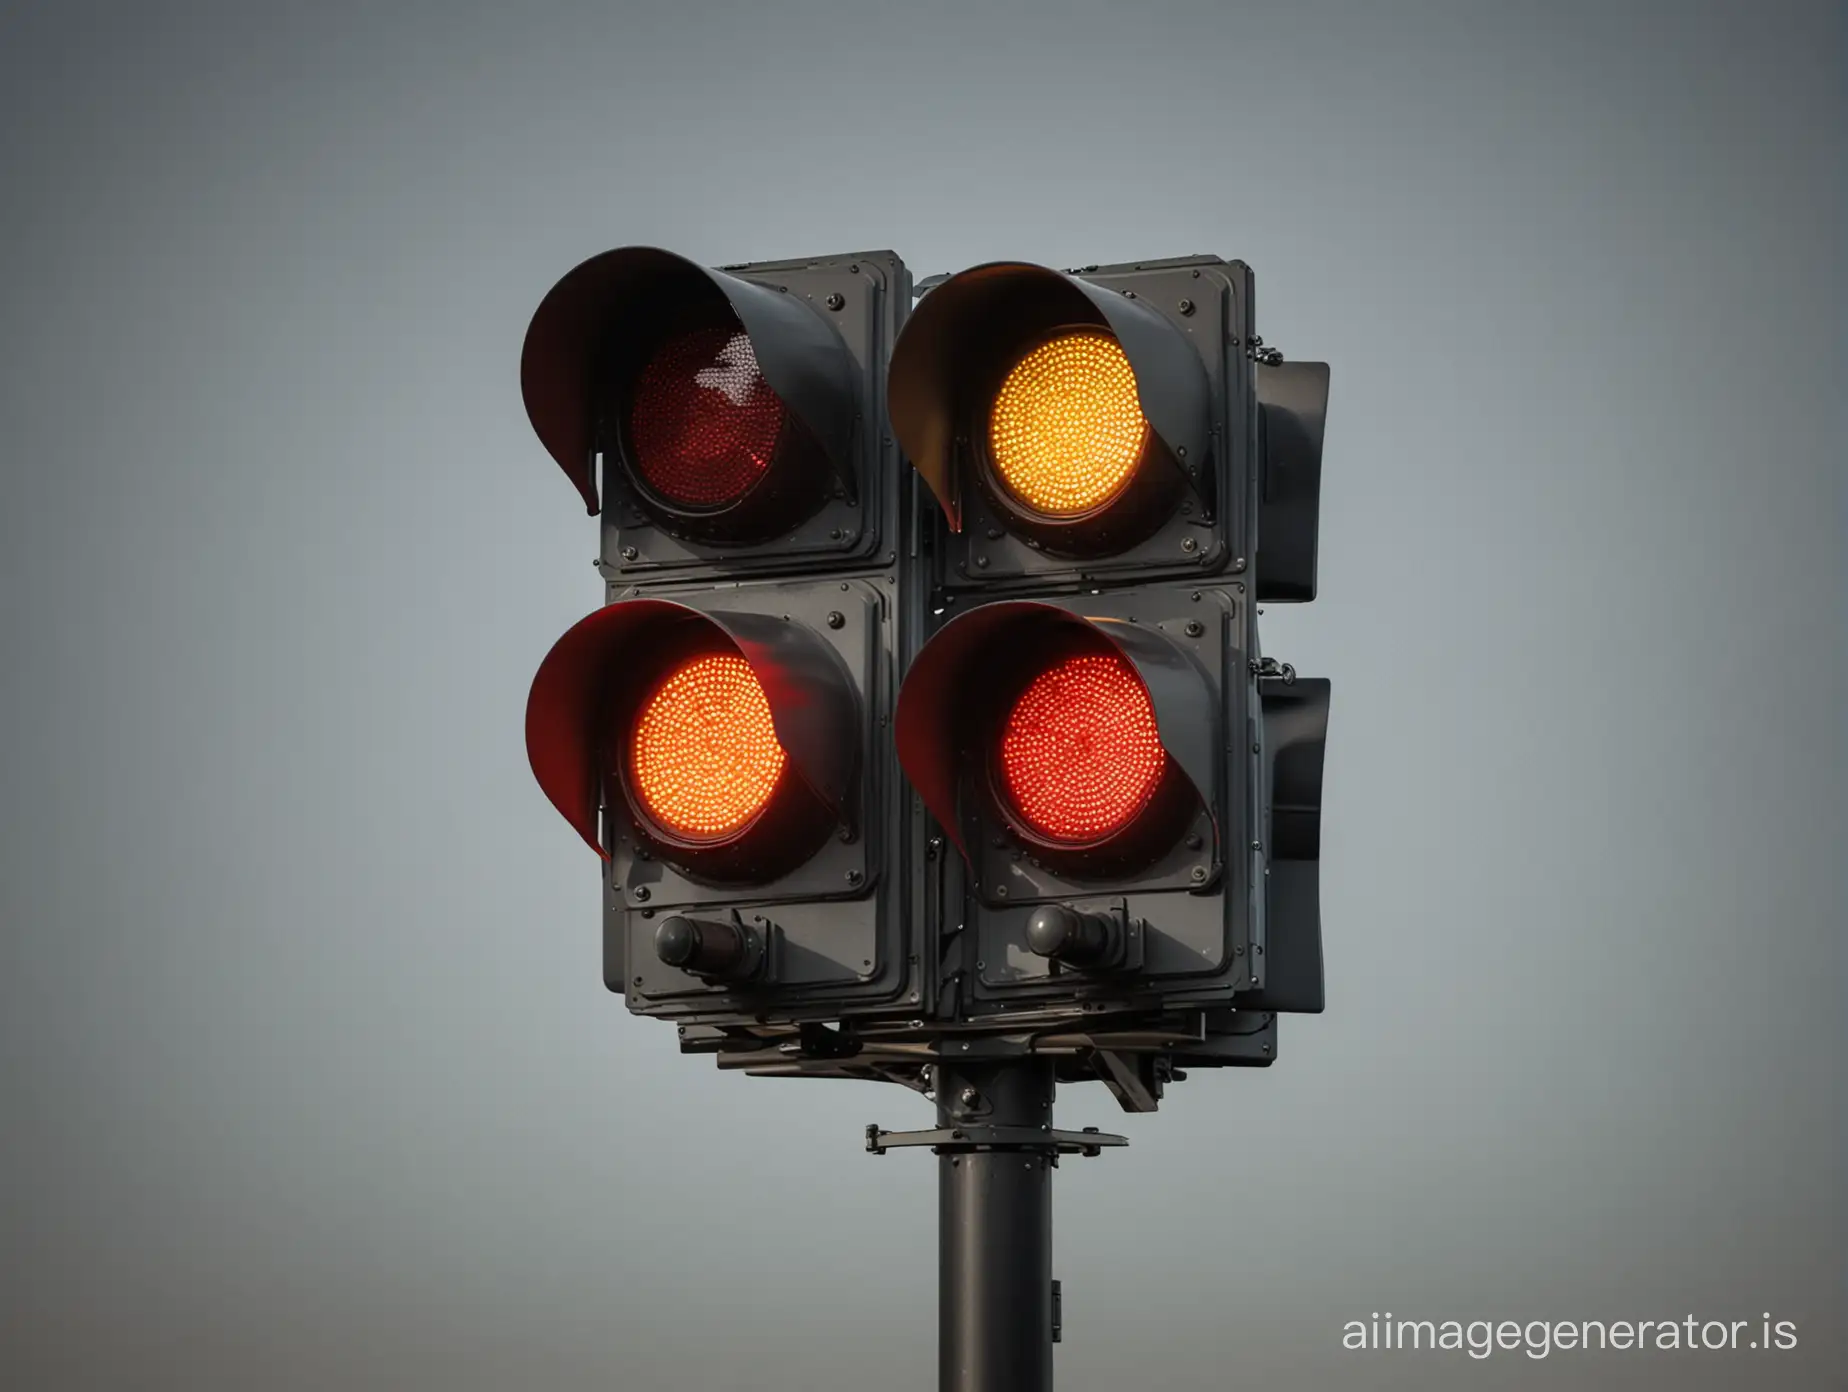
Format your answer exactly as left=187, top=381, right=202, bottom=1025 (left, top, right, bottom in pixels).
left=514, top=243, right=1330, bottom=1076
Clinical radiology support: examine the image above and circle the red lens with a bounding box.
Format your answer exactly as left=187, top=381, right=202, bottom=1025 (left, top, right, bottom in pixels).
left=998, top=652, right=1167, bottom=844
left=628, top=327, right=785, bottom=508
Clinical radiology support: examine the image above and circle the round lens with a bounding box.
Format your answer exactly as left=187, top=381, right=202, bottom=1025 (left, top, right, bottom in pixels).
left=627, top=653, right=785, bottom=841
left=997, top=651, right=1166, bottom=844
left=628, top=327, right=785, bottom=509
left=987, top=332, right=1149, bottom=518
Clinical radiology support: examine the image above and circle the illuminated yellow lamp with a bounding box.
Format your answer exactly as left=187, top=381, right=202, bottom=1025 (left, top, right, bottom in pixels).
left=987, top=331, right=1150, bottom=517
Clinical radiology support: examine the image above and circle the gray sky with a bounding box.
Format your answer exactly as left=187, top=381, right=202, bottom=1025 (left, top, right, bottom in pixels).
left=2, top=2, right=1843, bottom=1388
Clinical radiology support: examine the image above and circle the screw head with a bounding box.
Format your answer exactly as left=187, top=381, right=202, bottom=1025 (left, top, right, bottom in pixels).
left=1181, top=536, right=1199, bottom=553
left=1190, top=865, right=1207, bottom=883
left=826, top=610, right=845, bottom=629
left=845, top=869, right=863, bottom=886
left=974, top=555, right=990, bottom=569
left=1184, top=620, right=1204, bottom=637
left=1178, top=298, right=1195, bottom=315
left=619, top=546, right=638, bottom=561
left=825, top=292, right=845, bottom=311
left=959, top=1087, right=980, bottom=1106
left=632, top=886, right=650, bottom=902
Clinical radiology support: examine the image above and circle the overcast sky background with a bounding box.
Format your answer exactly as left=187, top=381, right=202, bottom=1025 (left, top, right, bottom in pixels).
left=2, top=2, right=1843, bottom=1389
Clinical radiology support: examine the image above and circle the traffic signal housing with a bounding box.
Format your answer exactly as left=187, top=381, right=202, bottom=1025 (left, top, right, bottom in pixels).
left=522, top=246, right=901, bottom=575
left=889, top=254, right=1331, bottom=1044
left=888, top=257, right=1236, bottom=587
left=520, top=247, right=923, bottom=1027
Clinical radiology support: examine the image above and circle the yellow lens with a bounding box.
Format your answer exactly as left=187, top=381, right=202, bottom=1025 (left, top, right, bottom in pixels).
left=987, top=332, right=1149, bottom=517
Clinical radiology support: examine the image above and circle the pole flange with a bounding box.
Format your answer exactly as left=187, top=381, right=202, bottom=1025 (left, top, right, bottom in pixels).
left=865, top=1123, right=1127, bottom=1157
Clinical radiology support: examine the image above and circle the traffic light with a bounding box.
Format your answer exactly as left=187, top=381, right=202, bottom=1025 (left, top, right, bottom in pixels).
left=520, top=247, right=925, bottom=1027
left=888, top=256, right=1331, bottom=1087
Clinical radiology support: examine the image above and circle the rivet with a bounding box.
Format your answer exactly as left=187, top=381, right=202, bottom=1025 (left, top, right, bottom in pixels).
left=632, top=886, right=650, bottom=902
left=1181, top=536, right=1199, bottom=553
left=825, top=292, right=845, bottom=311
left=826, top=611, right=845, bottom=629
left=1178, top=298, right=1195, bottom=315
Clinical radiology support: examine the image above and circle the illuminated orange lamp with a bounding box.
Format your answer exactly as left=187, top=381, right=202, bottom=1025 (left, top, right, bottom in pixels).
left=626, top=653, right=786, bottom=843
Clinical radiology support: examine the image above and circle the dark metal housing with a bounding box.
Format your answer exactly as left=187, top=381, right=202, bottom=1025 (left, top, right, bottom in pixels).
left=889, top=256, right=1251, bottom=589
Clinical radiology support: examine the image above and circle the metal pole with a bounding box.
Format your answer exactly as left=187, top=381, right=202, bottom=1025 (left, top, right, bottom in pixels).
left=936, top=1058, right=1056, bottom=1392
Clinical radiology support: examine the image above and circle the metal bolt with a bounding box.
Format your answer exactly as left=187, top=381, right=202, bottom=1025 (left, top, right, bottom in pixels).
left=1232, top=556, right=1247, bottom=572
left=1178, top=298, right=1195, bottom=315
left=828, top=528, right=842, bottom=540
left=1177, top=446, right=1188, bottom=459
left=1190, top=866, right=1207, bottom=882
left=993, top=885, right=1007, bottom=898
left=959, top=1087, right=980, bottom=1106
left=1184, top=620, right=1204, bottom=637
left=826, top=610, right=845, bottom=629
left=1181, top=536, right=1199, bottom=553
left=825, top=292, right=845, bottom=311
left=632, top=886, right=650, bottom=902
left=845, top=869, right=863, bottom=886
left=1262, top=1043, right=1271, bottom=1054
left=974, top=555, right=989, bottom=568
left=1185, top=833, right=1203, bottom=850
left=619, top=546, right=638, bottom=561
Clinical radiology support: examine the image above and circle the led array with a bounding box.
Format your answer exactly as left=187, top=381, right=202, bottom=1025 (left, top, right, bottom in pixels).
left=628, top=653, right=785, bottom=840
left=988, top=332, right=1148, bottom=517
left=998, top=652, right=1166, bottom=843
left=628, top=327, right=783, bottom=508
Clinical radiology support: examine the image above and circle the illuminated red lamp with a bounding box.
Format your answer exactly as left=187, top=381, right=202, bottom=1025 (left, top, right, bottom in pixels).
left=995, top=652, right=1168, bottom=846
left=895, top=603, right=1207, bottom=880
